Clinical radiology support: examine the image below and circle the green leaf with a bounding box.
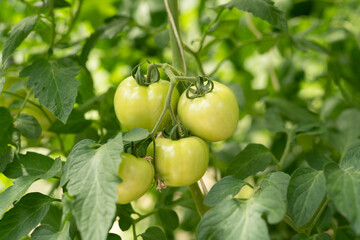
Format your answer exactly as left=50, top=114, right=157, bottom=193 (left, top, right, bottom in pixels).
left=0, top=107, right=13, bottom=155
left=197, top=172, right=288, bottom=240
left=334, top=108, right=360, bottom=153
left=0, top=193, right=55, bottom=240
left=0, top=146, right=14, bottom=173
left=159, top=208, right=179, bottom=230
left=116, top=204, right=134, bottom=231
left=60, top=134, right=123, bottom=240
left=291, top=36, right=329, bottom=54
left=287, top=168, right=326, bottom=227
left=341, top=142, right=360, bottom=170
left=80, top=16, right=128, bottom=65
left=123, top=128, right=149, bottom=142
left=215, top=0, right=288, bottom=32
left=54, top=0, right=71, bottom=8
left=325, top=163, right=360, bottom=235
left=0, top=157, right=62, bottom=217
left=154, top=30, right=170, bottom=48
left=14, top=113, right=41, bottom=139
left=41, top=204, right=62, bottom=231
left=0, top=76, right=4, bottom=93
left=140, top=226, right=166, bottom=240
left=292, top=233, right=332, bottom=240
left=4, top=152, right=59, bottom=179
left=264, top=108, right=286, bottom=133
left=31, top=222, right=71, bottom=240
left=204, top=176, right=247, bottom=206
left=49, top=109, right=91, bottom=134
left=20, top=58, right=81, bottom=123
left=107, top=233, right=122, bottom=240
left=2, top=16, right=38, bottom=64
left=227, top=144, right=272, bottom=179
left=260, top=172, right=290, bottom=201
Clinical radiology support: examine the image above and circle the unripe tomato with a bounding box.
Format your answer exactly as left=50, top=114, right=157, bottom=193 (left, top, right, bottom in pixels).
left=177, top=81, right=239, bottom=142
left=117, top=153, right=155, bottom=204
left=114, top=76, right=179, bottom=131
left=148, top=137, right=209, bottom=187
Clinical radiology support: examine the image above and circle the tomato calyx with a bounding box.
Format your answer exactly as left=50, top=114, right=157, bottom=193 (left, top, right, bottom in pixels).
left=156, top=178, right=167, bottom=192
left=185, top=76, right=214, bottom=99
left=131, top=62, right=160, bottom=86
left=162, top=122, right=189, bottom=140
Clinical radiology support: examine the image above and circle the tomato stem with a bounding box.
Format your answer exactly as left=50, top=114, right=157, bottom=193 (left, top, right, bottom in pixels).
left=277, top=128, right=295, bottom=171
left=189, top=183, right=210, bottom=217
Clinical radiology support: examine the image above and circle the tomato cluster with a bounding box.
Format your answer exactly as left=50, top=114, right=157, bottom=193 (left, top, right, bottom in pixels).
left=113, top=74, right=239, bottom=204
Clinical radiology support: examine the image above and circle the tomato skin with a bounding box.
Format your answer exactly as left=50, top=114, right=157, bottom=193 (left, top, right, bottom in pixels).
left=114, top=76, right=179, bottom=131
left=149, top=137, right=209, bottom=187
left=177, top=81, right=239, bottom=142
left=117, top=153, right=155, bottom=204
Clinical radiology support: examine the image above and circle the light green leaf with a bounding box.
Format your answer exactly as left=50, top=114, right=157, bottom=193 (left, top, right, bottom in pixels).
left=325, top=163, right=360, bottom=235
left=31, top=222, right=71, bottom=240
left=287, top=168, right=326, bottom=227
left=215, top=0, right=288, bottom=32
left=0, top=76, right=4, bottom=93
left=123, top=128, right=149, bottom=142
left=2, top=16, right=38, bottom=64
left=227, top=144, right=272, bottom=179
left=0, top=193, right=55, bottom=240
left=15, top=113, right=41, bottom=139
left=197, top=172, right=288, bottom=240
left=260, top=172, right=290, bottom=201
left=60, top=134, right=123, bottom=240
left=335, top=109, right=360, bottom=153
left=340, top=141, right=360, bottom=170
left=20, top=58, right=81, bottom=123
left=204, top=176, right=247, bottom=206
left=154, top=30, right=170, bottom=48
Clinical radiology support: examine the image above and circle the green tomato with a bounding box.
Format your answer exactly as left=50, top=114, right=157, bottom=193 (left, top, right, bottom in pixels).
left=117, top=153, right=155, bottom=204
left=177, top=81, right=239, bottom=142
left=148, top=136, right=209, bottom=187
left=114, top=76, right=179, bottom=131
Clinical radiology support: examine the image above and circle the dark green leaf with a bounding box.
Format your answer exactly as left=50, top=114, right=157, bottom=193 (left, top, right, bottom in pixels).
left=215, top=0, right=288, bottom=32
left=2, top=16, right=38, bottom=64
left=0, top=107, right=13, bottom=155
left=287, top=168, right=326, bottom=227
left=264, top=108, right=285, bottom=133
left=41, top=204, right=62, bottom=231
left=123, top=128, right=149, bottom=142
left=227, top=144, right=272, bottom=179
left=292, top=233, right=332, bottom=240
left=60, top=134, right=123, bottom=240
left=141, top=226, right=166, bottom=240
left=107, top=233, right=122, bottom=240
left=159, top=208, right=179, bottom=230
left=116, top=204, right=134, bottom=231
left=325, top=163, right=360, bottom=235
left=0, top=146, right=14, bottom=172
left=0, top=193, right=55, bottom=240
left=54, top=0, right=71, bottom=8
left=0, top=157, right=61, bottom=216
left=49, top=109, right=91, bottom=134
left=14, top=113, right=41, bottom=139
left=204, top=176, right=247, bottom=206
left=20, top=58, right=81, bottom=123
left=0, top=77, right=4, bottom=93
left=4, top=152, right=58, bottom=179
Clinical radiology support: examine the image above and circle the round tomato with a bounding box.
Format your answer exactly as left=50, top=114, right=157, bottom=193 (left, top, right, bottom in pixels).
left=114, top=76, right=179, bottom=131
left=177, top=81, right=239, bottom=142
left=148, top=136, right=209, bottom=187
left=117, top=153, right=155, bottom=204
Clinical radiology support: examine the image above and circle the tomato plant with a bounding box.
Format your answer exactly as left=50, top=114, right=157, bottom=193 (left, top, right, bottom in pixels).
left=177, top=80, right=239, bottom=142
left=1, top=0, right=360, bottom=240
left=116, top=153, right=155, bottom=204
left=114, top=76, right=179, bottom=131
left=148, top=136, right=209, bottom=187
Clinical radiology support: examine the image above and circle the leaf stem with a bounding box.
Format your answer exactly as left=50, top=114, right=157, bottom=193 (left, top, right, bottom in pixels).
left=304, top=197, right=329, bottom=235
left=132, top=221, right=137, bottom=239
left=277, top=128, right=295, bottom=171
left=134, top=210, right=158, bottom=223
left=189, top=183, right=210, bottom=217
left=183, top=44, right=205, bottom=75
left=13, top=88, right=32, bottom=122
left=57, top=0, right=83, bottom=45
left=48, top=0, right=56, bottom=57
